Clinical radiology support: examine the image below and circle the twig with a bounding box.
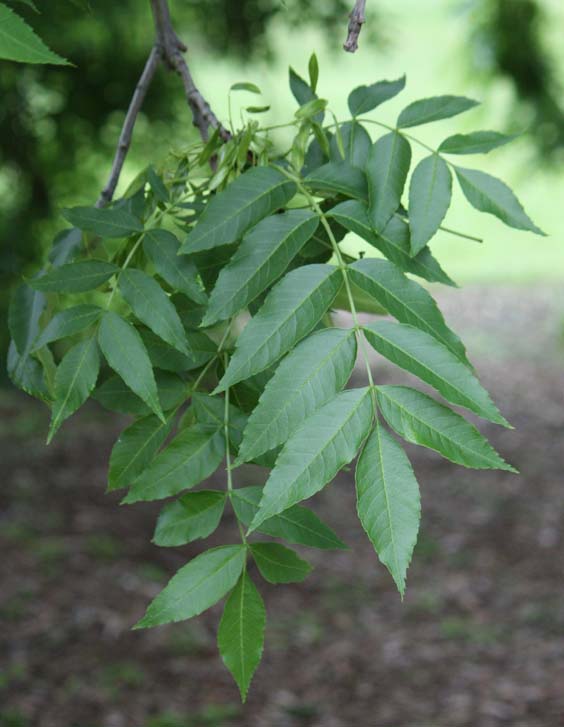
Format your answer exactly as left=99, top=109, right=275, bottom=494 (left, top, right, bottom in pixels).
left=96, top=0, right=229, bottom=207
left=344, top=0, right=367, bottom=53
left=150, top=0, right=231, bottom=143
left=96, top=46, right=160, bottom=208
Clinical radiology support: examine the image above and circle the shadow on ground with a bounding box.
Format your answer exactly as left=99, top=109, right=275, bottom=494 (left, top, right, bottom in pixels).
left=1, top=285, right=564, bottom=727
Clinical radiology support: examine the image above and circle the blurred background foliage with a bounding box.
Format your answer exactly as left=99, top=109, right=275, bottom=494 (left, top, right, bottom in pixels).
left=1, top=0, right=563, bottom=368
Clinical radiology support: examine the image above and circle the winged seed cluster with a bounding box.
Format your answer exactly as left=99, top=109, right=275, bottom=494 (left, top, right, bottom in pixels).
left=8, top=61, right=543, bottom=700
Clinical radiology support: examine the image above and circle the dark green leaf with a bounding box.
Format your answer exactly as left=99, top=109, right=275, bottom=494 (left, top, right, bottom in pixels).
left=289, top=66, right=323, bottom=123
left=237, top=328, right=357, bottom=464
left=363, top=321, right=509, bottom=426
left=232, top=486, right=347, bottom=550
left=122, top=425, right=224, bottom=503
left=216, top=265, right=342, bottom=391
left=32, top=305, right=102, bottom=351
left=218, top=571, right=265, bottom=702
left=108, top=412, right=175, bottom=492
left=180, top=167, right=296, bottom=254
left=329, top=121, right=372, bottom=169
left=251, top=543, right=312, bottom=584
left=408, top=155, right=452, bottom=254
left=147, top=166, right=169, bottom=203
left=94, top=370, right=185, bottom=417
left=326, top=201, right=456, bottom=286
left=7, top=341, right=49, bottom=400
left=62, top=206, right=144, bottom=238
left=367, top=132, right=412, bottom=231
left=48, top=228, right=83, bottom=267
left=48, top=337, right=100, bottom=442
left=348, top=76, right=406, bottom=116
left=305, top=161, right=367, bottom=200
left=356, top=420, right=420, bottom=596
left=192, top=392, right=248, bottom=453
left=29, top=261, right=118, bottom=293
left=153, top=491, right=226, bottom=546
left=377, top=385, right=517, bottom=471
left=8, top=283, right=45, bottom=357
left=455, top=167, right=545, bottom=235
left=397, top=96, right=479, bottom=128
left=135, top=545, right=246, bottom=628
left=119, top=269, right=189, bottom=355
left=438, top=131, right=516, bottom=155
left=141, top=328, right=216, bottom=373
left=0, top=2, right=69, bottom=64
left=202, top=210, right=318, bottom=326
left=143, top=229, right=207, bottom=304
left=249, top=387, right=373, bottom=531
left=349, top=258, right=468, bottom=363
left=98, top=311, right=164, bottom=421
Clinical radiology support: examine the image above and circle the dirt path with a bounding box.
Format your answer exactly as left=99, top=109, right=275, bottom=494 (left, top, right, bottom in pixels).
left=1, top=285, right=563, bottom=727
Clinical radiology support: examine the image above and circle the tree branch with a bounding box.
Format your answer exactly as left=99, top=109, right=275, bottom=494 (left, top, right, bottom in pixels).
left=343, top=0, right=367, bottom=53
left=96, top=0, right=229, bottom=207
left=150, top=0, right=231, bottom=143
left=96, top=46, right=160, bottom=208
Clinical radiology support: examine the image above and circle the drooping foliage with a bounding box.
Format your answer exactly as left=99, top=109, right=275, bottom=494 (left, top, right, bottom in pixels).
left=8, top=59, right=541, bottom=699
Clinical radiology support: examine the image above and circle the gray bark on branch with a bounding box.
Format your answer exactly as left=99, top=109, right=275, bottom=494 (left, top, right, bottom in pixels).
left=96, top=46, right=160, bottom=208
left=344, top=0, right=367, bottom=53
left=96, top=0, right=229, bottom=207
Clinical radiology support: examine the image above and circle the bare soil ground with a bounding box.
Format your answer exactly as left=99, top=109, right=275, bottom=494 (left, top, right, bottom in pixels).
left=1, top=285, right=564, bottom=727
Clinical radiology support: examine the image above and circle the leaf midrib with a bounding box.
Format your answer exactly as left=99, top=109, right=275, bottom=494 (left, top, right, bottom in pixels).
left=240, top=330, right=354, bottom=461
left=224, top=268, right=340, bottom=386
left=364, top=324, right=496, bottom=419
